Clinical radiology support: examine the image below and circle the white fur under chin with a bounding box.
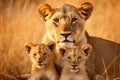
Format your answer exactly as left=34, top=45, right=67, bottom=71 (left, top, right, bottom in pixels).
left=58, top=42, right=74, bottom=47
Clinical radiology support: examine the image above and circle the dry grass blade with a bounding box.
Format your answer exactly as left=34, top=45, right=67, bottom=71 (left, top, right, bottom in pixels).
left=0, top=72, right=17, bottom=80
left=102, top=59, right=109, bottom=80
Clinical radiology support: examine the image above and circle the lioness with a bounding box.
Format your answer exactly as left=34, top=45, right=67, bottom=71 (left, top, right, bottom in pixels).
left=59, top=44, right=92, bottom=80
left=24, top=42, right=59, bottom=80
left=38, top=2, right=120, bottom=79
left=38, top=1, right=93, bottom=70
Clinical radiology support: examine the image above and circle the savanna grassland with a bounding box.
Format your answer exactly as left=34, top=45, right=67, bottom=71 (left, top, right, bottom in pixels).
left=0, top=0, right=120, bottom=80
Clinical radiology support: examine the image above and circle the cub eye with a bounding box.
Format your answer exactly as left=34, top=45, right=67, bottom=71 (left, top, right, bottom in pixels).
left=33, top=53, right=37, bottom=56
left=72, top=18, right=78, bottom=23
left=53, top=18, right=59, bottom=23
left=67, top=56, right=71, bottom=60
left=78, top=56, right=82, bottom=60
left=43, top=53, right=47, bottom=56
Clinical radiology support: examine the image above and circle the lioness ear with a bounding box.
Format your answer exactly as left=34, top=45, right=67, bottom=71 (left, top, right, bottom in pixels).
left=38, top=4, right=53, bottom=21
left=81, top=44, right=92, bottom=56
left=78, top=2, right=93, bottom=20
left=24, top=42, right=34, bottom=54
left=47, top=41, right=56, bottom=52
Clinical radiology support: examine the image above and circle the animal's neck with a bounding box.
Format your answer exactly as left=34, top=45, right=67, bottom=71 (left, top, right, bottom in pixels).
left=75, top=33, right=87, bottom=47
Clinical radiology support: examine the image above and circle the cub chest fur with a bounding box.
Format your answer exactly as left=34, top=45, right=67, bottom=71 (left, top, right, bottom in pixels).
left=30, top=61, right=57, bottom=80
left=60, top=65, right=89, bottom=80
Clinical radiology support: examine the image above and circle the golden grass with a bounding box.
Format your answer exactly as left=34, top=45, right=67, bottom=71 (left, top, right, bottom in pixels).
left=0, top=0, right=120, bottom=79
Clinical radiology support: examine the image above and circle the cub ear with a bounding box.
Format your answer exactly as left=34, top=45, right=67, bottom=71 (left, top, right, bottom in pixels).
left=59, top=48, right=66, bottom=57
left=24, top=42, right=34, bottom=54
left=78, top=2, right=93, bottom=20
left=47, top=41, right=56, bottom=52
left=38, top=4, right=53, bottom=21
left=81, top=44, right=92, bottom=57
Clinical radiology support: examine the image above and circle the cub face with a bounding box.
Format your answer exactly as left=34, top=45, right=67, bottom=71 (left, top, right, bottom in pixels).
left=24, top=42, right=55, bottom=68
left=38, top=2, right=93, bottom=46
left=59, top=44, right=92, bottom=72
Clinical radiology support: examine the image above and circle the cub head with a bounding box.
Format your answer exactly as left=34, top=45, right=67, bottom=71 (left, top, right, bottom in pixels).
left=38, top=2, right=93, bottom=46
left=59, top=44, right=92, bottom=72
left=24, top=42, right=55, bottom=68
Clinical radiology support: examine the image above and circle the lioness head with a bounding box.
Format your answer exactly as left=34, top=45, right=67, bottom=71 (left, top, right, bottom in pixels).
left=59, top=44, right=92, bottom=72
left=38, top=2, right=93, bottom=46
left=24, top=42, right=55, bottom=68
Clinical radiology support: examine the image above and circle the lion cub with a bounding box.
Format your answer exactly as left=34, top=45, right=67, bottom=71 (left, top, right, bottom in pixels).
left=59, top=44, right=92, bottom=80
left=24, top=42, right=59, bottom=80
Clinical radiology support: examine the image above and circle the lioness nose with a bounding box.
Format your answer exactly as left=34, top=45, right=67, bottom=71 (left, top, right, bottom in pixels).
left=60, top=32, right=71, bottom=37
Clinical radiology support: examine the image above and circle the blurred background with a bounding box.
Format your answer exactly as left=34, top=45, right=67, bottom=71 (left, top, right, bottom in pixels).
left=0, top=0, right=120, bottom=79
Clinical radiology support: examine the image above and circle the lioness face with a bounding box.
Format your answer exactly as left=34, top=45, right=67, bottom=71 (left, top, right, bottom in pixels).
left=59, top=44, right=92, bottom=72
left=38, top=2, right=93, bottom=46
left=24, top=42, right=55, bottom=68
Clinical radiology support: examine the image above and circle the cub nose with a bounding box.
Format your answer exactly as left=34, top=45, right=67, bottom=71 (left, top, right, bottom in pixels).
left=60, top=32, right=71, bottom=37
left=72, top=64, right=77, bottom=68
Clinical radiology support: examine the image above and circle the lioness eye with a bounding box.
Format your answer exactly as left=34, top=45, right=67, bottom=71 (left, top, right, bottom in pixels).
left=72, top=18, right=78, bottom=22
left=78, top=56, right=82, bottom=60
left=53, top=18, right=59, bottom=22
left=43, top=53, right=47, bottom=56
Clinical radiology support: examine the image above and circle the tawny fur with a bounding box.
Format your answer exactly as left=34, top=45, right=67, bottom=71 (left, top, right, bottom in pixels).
left=38, top=2, right=120, bottom=79
left=24, top=42, right=59, bottom=80
left=59, top=44, right=92, bottom=80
